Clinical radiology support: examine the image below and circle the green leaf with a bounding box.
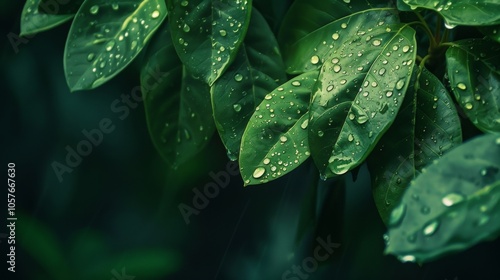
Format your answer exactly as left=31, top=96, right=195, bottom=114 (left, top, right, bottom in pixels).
left=402, top=0, right=500, bottom=26
left=211, top=8, right=286, bottom=160
left=385, top=133, right=500, bottom=263
left=166, top=0, right=252, bottom=86
left=20, top=0, right=74, bottom=36
left=396, top=0, right=413, bottom=12
left=309, top=23, right=417, bottom=179
left=278, top=1, right=397, bottom=74
left=141, top=24, right=215, bottom=168
left=64, top=0, right=167, bottom=91
left=239, top=71, right=318, bottom=185
left=38, top=0, right=84, bottom=14
left=446, top=38, right=500, bottom=133
left=368, top=68, right=462, bottom=225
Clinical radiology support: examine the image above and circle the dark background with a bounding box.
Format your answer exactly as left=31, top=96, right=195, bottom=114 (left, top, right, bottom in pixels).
left=1, top=1, right=500, bottom=279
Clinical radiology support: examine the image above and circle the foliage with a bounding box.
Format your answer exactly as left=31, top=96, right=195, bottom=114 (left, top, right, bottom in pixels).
left=20, top=0, right=500, bottom=264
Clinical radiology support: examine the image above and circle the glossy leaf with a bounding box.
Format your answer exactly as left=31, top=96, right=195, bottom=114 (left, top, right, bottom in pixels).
left=239, top=71, right=318, bottom=185
left=167, top=0, right=252, bottom=86
left=446, top=38, right=500, bottom=133
left=211, top=9, right=286, bottom=160
left=64, top=0, right=167, bottom=91
left=20, top=0, right=74, bottom=36
left=385, top=133, right=500, bottom=263
left=309, top=23, right=417, bottom=179
left=141, top=24, right=215, bottom=168
left=278, top=0, right=396, bottom=74
left=38, top=0, right=84, bottom=14
left=402, top=0, right=500, bottom=26
left=396, top=0, right=413, bottom=12
left=368, top=68, right=462, bottom=224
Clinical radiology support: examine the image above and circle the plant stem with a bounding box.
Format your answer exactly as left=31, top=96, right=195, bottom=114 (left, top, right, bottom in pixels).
left=413, top=11, right=437, bottom=50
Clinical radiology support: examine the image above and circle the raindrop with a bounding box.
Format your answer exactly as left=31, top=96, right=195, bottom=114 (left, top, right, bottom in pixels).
left=219, top=29, right=227, bottom=36
left=341, top=23, right=347, bottom=29
left=442, top=193, right=465, bottom=207
left=112, top=3, right=119, bottom=10
left=332, top=33, right=340, bottom=40
left=326, top=85, right=334, bottom=92
left=372, top=39, right=382, bottom=46
left=280, top=135, right=288, bottom=143
left=183, top=23, right=190, bottom=32
left=89, top=5, right=99, bottom=15
left=105, top=40, right=115, bottom=51
left=310, top=55, right=320, bottom=65
left=389, top=204, right=406, bottom=226
left=378, top=68, right=386, bottom=76
left=396, top=79, right=405, bottom=90
left=317, top=130, right=324, bottom=137
left=464, top=102, right=473, bottom=110
left=233, top=103, right=242, bottom=112
left=291, top=81, right=301, bottom=87
left=386, top=91, right=393, bottom=97
left=301, top=119, right=309, bottom=129
left=348, top=134, right=354, bottom=142
left=87, top=53, right=95, bottom=61
left=181, top=0, right=189, bottom=6
left=234, top=73, right=243, bottom=82
left=263, top=158, right=270, bottom=165
left=333, top=65, right=341, bottom=73
left=457, top=83, right=467, bottom=90
left=399, top=255, right=416, bottom=263
left=252, top=167, right=266, bottom=179
left=423, top=220, right=439, bottom=236
left=402, top=45, right=410, bottom=53
left=151, top=10, right=160, bottom=19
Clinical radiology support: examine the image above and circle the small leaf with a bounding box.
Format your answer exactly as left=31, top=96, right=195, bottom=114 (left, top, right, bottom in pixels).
left=278, top=1, right=397, bottom=74
left=368, top=68, right=462, bottom=224
left=64, top=0, right=167, bottom=91
left=402, top=0, right=500, bottom=26
left=239, top=71, right=318, bottom=185
left=211, top=8, right=286, bottom=160
left=446, top=38, right=500, bottom=133
left=21, top=0, right=74, bottom=36
left=385, top=133, right=500, bottom=263
left=309, top=22, right=417, bottom=179
left=166, top=0, right=252, bottom=86
left=141, top=24, right=215, bottom=168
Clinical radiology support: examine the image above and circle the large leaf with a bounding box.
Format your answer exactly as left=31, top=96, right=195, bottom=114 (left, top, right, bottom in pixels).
left=368, top=68, right=462, bottom=225
left=20, top=0, right=74, bottom=36
left=166, top=0, right=252, bottom=86
left=309, top=23, right=417, bottom=179
left=402, top=0, right=500, bottom=27
left=446, top=38, right=500, bottom=133
left=64, top=0, right=167, bottom=91
left=278, top=0, right=397, bottom=74
left=239, top=71, right=318, bottom=185
left=211, top=8, right=287, bottom=160
left=385, top=133, right=500, bottom=263
left=141, top=24, right=215, bottom=168
left=38, top=0, right=84, bottom=14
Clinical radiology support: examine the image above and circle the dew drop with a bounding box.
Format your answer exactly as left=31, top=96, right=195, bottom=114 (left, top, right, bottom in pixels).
left=181, top=0, right=189, bottom=6
left=423, top=220, right=439, bottom=236
left=252, top=167, right=266, bottom=179
left=348, top=134, right=354, bottom=142
left=399, top=255, right=416, bottom=263
left=457, top=83, right=467, bottom=90
left=291, top=81, right=301, bottom=87
left=112, top=3, right=119, bottom=10
left=386, top=91, right=393, bottom=97
left=234, top=73, right=243, bottom=82
left=333, top=65, right=341, bottom=73
left=87, top=53, right=95, bottom=61
left=151, top=10, right=160, bottom=19
left=263, top=158, right=270, bottom=165
left=326, top=85, right=334, bottom=92
left=89, top=5, right=99, bottom=15
left=402, top=45, right=410, bottom=53
left=280, top=135, right=288, bottom=143
left=389, top=204, right=406, bottom=226
left=396, top=79, right=405, bottom=90
left=105, top=40, right=115, bottom=51
left=464, top=102, right=473, bottom=110
left=182, top=23, right=190, bottom=32
left=233, top=103, right=242, bottom=112
left=332, top=33, right=340, bottom=40
left=442, top=193, right=465, bottom=207
left=310, top=55, right=320, bottom=65
left=219, top=29, right=227, bottom=36
left=301, top=119, right=309, bottom=129
left=317, top=130, right=324, bottom=137
left=372, top=39, right=382, bottom=46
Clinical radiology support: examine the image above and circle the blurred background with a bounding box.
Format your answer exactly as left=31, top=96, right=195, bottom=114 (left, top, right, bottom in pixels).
left=2, top=1, right=500, bottom=279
